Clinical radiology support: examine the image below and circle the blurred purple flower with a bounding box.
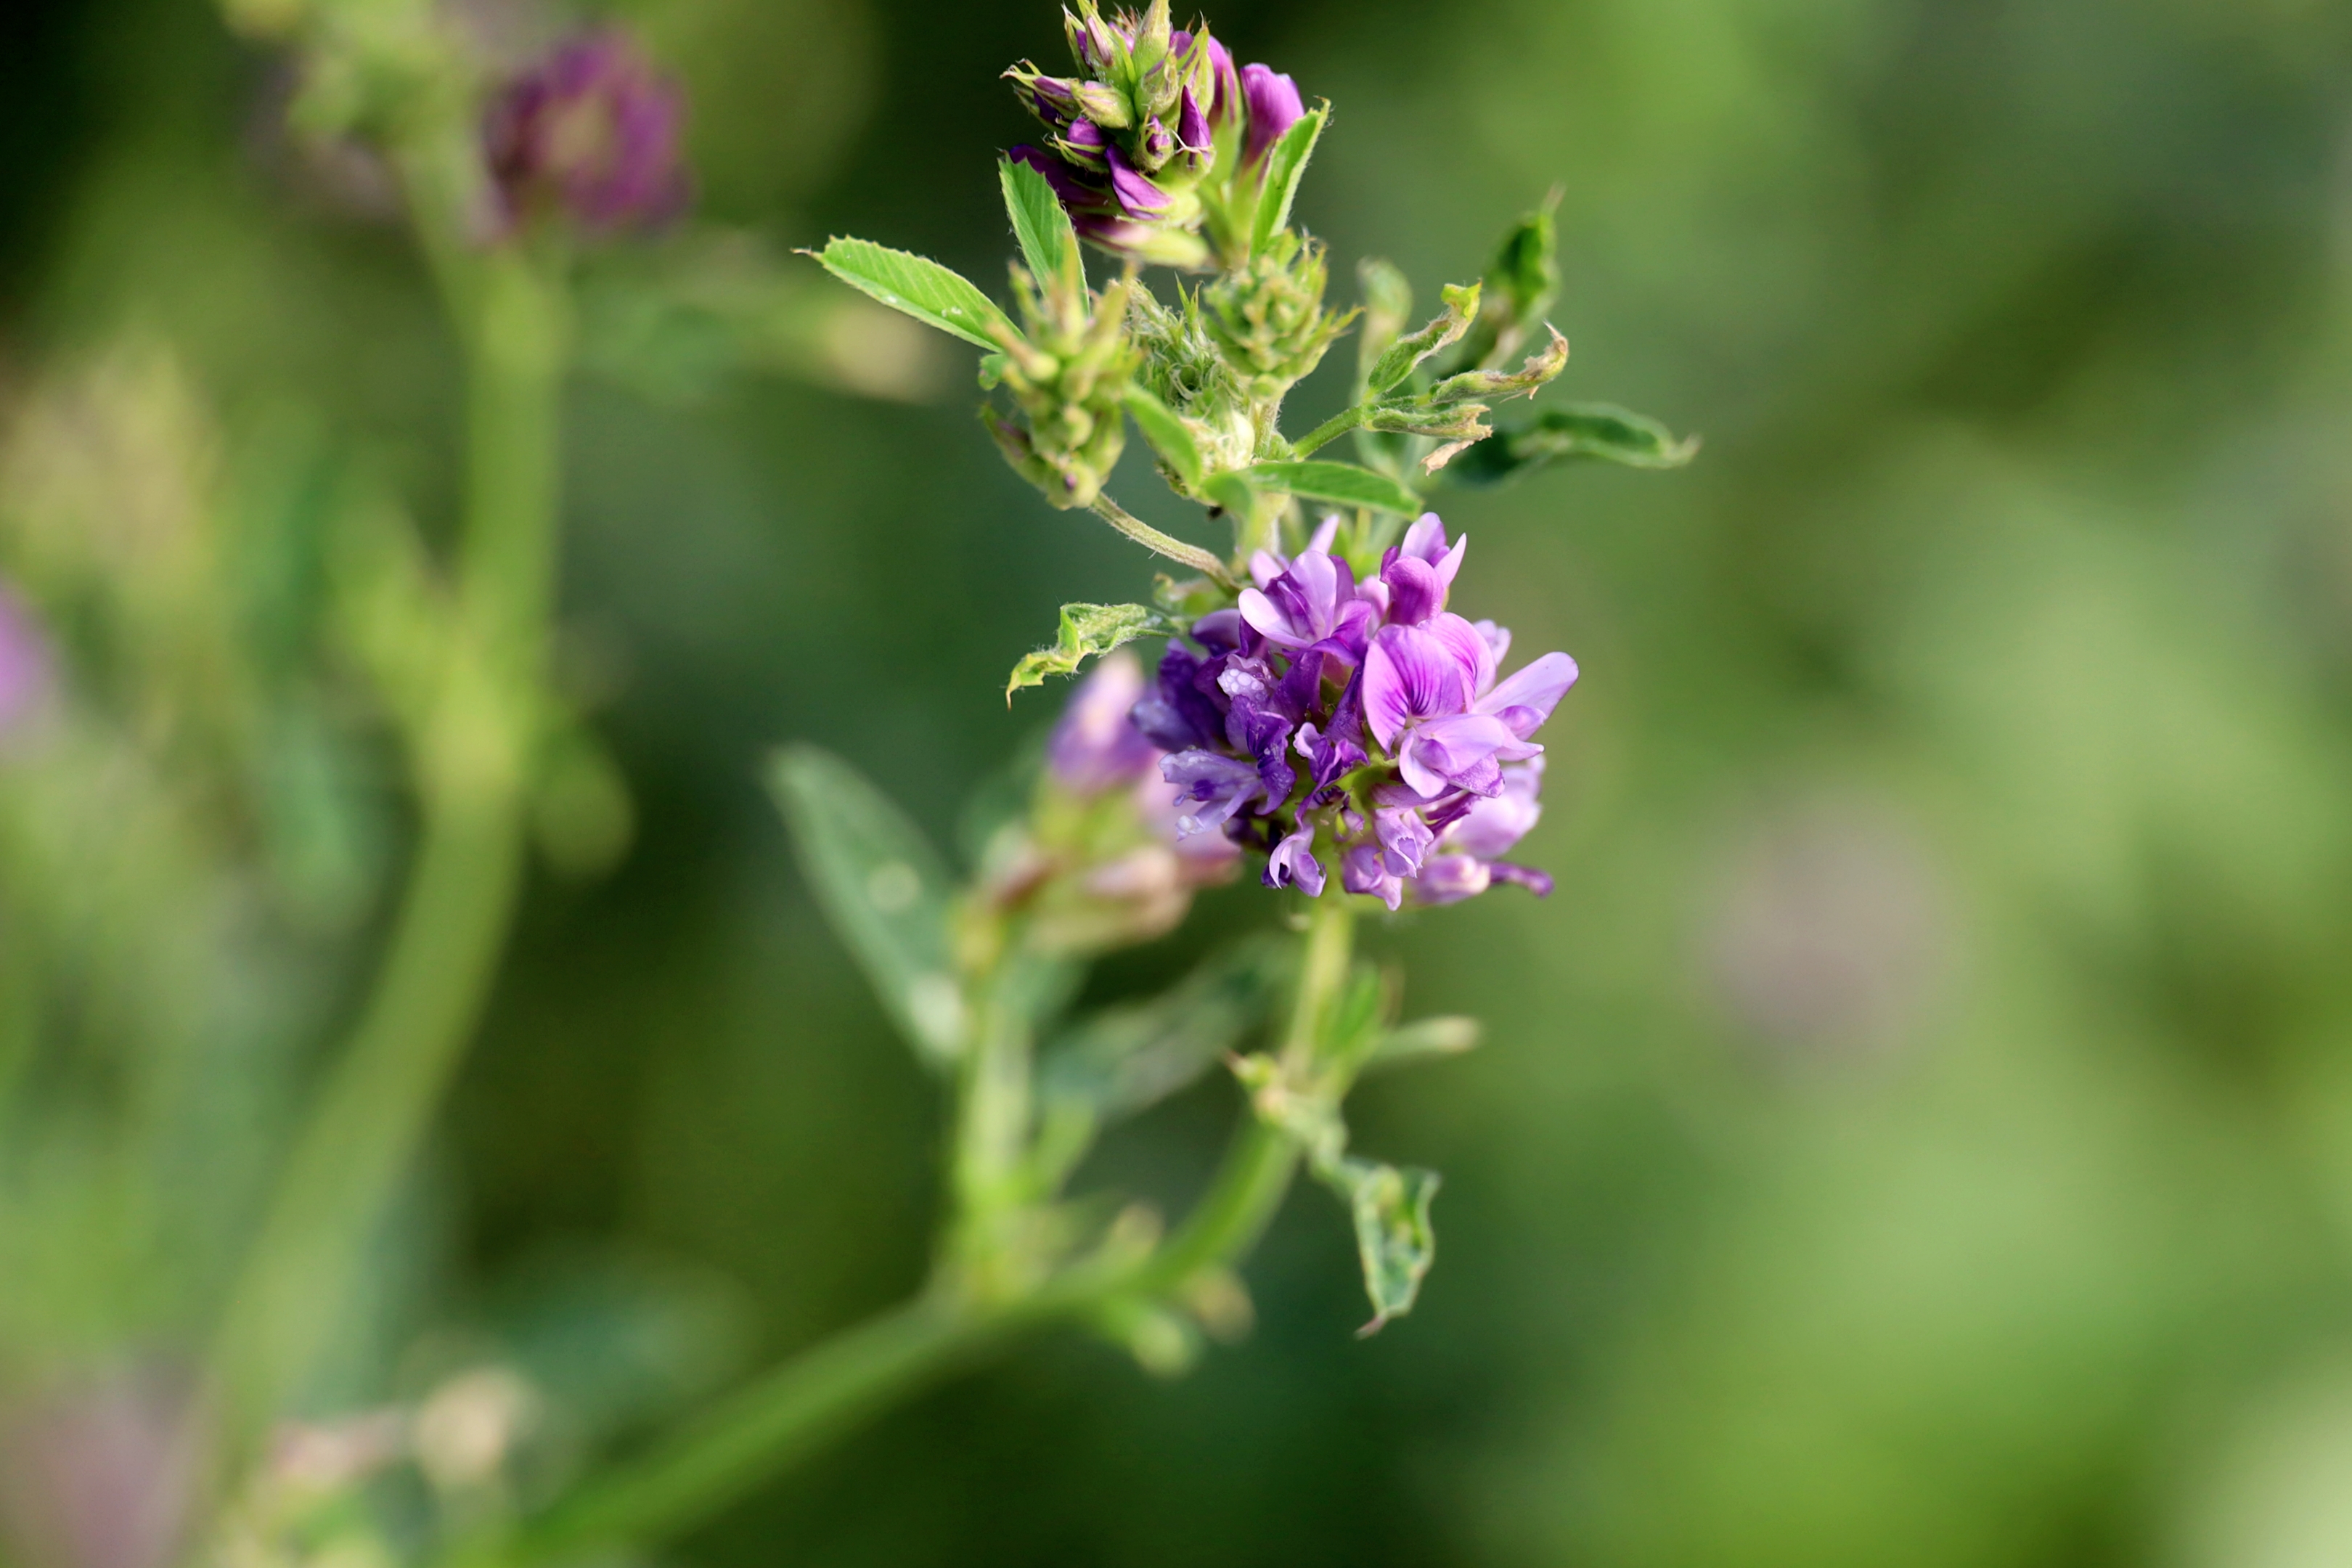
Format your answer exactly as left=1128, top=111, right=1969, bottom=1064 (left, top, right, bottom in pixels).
left=0, top=585, right=51, bottom=736
left=1049, top=650, right=1161, bottom=791
left=484, top=31, right=688, bottom=234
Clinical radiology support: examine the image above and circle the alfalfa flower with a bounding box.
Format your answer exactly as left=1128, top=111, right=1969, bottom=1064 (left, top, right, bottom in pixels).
left=1138, top=514, right=1572, bottom=908
left=483, top=32, right=688, bottom=234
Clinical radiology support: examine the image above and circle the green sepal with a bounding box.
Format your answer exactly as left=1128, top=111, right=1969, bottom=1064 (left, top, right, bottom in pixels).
left=1122, top=384, right=1205, bottom=492
left=1250, top=106, right=1327, bottom=256
left=1326, top=1159, right=1440, bottom=1334
left=1362, top=282, right=1479, bottom=398
left=1000, top=158, right=1083, bottom=296
left=765, top=746, right=965, bottom=1069
left=805, top=237, right=1016, bottom=351
left=1446, top=403, right=1699, bottom=487
left=1244, top=460, right=1425, bottom=517
left=1005, top=603, right=1177, bottom=701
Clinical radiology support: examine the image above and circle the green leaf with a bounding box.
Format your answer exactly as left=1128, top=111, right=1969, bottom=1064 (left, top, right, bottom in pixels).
left=1363, top=282, right=1480, bottom=398
left=765, top=746, right=965, bottom=1068
left=1250, top=107, right=1326, bottom=256
left=1447, top=403, right=1699, bottom=488
left=1123, top=385, right=1204, bottom=491
left=1005, top=603, right=1175, bottom=701
left=1450, top=197, right=1560, bottom=372
left=806, top=237, right=1016, bottom=351
left=1040, top=941, right=1288, bottom=1127
left=1365, top=1016, right=1481, bottom=1074
left=1000, top=157, right=1081, bottom=293
left=1243, top=460, right=1425, bottom=517
left=1329, top=1159, right=1440, bottom=1333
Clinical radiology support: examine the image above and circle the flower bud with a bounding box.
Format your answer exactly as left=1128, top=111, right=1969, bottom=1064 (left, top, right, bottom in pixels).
left=1240, top=63, right=1304, bottom=165
left=483, top=32, right=687, bottom=234
left=1201, top=232, right=1354, bottom=397
left=983, top=266, right=1140, bottom=509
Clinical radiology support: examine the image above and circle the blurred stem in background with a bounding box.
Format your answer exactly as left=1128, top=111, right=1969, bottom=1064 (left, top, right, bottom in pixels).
left=205, top=95, right=571, bottom=1472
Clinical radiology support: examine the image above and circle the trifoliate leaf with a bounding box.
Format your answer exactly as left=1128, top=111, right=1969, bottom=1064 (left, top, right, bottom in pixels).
left=1005, top=603, right=1176, bottom=701
left=1039, top=940, right=1289, bottom=1127
left=1251, top=107, right=1326, bottom=256
left=805, top=237, right=1016, bottom=351
left=1123, top=385, right=1204, bottom=491
left=1244, top=460, right=1425, bottom=518
left=1000, top=157, right=1082, bottom=295
left=1449, top=197, right=1560, bottom=372
left=1446, top=403, right=1699, bottom=487
left=766, top=747, right=965, bottom=1069
left=1328, top=1159, right=1440, bottom=1334
left=1363, top=282, right=1479, bottom=397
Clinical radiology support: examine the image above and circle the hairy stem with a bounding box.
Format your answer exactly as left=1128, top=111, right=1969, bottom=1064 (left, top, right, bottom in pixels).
left=205, top=193, right=568, bottom=1463
left=1289, top=404, right=1369, bottom=459
left=1090, top=495, right=1238, bottom=587
left=462, top=901, right=1359, bottom=1567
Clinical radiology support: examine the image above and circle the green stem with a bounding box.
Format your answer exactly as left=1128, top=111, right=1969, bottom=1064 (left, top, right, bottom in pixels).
left=949, top=952, right=1040, bottom=1294
left=1289, top=404, right=1369, bottom=459
left=1090, top=495, right=1238, bottom=587
left=205, top=209, right=568, bottom=1461
left=465, top=902, right=1360, bottom=1568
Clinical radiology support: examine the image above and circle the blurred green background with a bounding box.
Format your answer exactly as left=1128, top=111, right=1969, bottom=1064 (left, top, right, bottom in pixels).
left=9, top=0, right=2352, bottom=1563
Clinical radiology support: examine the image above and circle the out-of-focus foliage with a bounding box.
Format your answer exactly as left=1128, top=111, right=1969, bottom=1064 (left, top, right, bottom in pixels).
left=4, top=0, right=2352, bottom=1564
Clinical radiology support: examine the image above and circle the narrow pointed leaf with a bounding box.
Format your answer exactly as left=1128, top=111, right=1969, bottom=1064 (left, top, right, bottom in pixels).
left=806, top=237, right=1015, bottom=351
left=1006, top=603, right=1175, bottom=701
left=1363, top=282, right=1479, bottom=397
left=1243, top=460, right=1424, bottom=517
left=1251, top=107, right=1326, bottom=255
left=766, top=747, right=965, bottom=1068
left=1000, top=157, right=1082, bottom=293
left=1123, top=385, right=1204, bottom=491
left=1446, top=403, right=1699, bottom=487
left=1364, top=1016, right=1481, bottom=1074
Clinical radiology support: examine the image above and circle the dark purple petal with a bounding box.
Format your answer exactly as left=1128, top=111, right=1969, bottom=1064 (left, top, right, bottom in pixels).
left=1010, top=144, right=1098, bottom=207
left=1106, top=146, right=1174, bottom=217
left=1382, top=555, right=1443, bottom=625
left=1133, top=641, right=1225, bottom=751
left=1443, top=757, right=1543, bottom=859
left=1177, top=88, right=1212, bottom=154
left=1362, top=624, right=1470, bottom=750
left=1241, top=62, right=1304, bottom=164
left=1058, top=117, right=1112, bottom=172
left=485, top=32, right=688, bottom=233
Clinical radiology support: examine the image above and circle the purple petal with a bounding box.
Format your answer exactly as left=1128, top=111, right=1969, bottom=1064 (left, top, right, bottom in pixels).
left=1399, top=513, right=1447, bottom=563
left=1161, top=751, right=1265, bottom=836
left=1177, top=89, right=1212, bottom=153
left=1411, top=854, right=1493, bottom=906
left=1373, top=807, right=1434, bottom=876
left=1487, top=862, right=1555, bottom=897
left=1049, top=650, right=1158, bottom=791
left=1343, top=843, right=1403, bottom=911
left=1443, top=757, right=1544, bottom=859
left=1381, top=555, right=1443, bottom=625
left=1241, top=62, right=1304, bottom=164
left=1475, top=650, right=1580, bottom=738
left=1362, top=624, right=1470, bottom=750
left=1106, top=146, right=1174, bottom=217
left=1394, top=711, right=1522, bottom=798
left=1265, top=828, right=1326, bottom=896
left=1426, top=611, right=1497, bottom=697
left=1009, top=144, right=1097, bottom=206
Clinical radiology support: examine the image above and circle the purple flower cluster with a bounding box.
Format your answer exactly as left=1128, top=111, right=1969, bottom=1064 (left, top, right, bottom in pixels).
left=1131, top=515, right=1572, bottom=908
left=1006, top=8, right=1304, bottom=266
left=483, top=32, right=687, bottom=234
